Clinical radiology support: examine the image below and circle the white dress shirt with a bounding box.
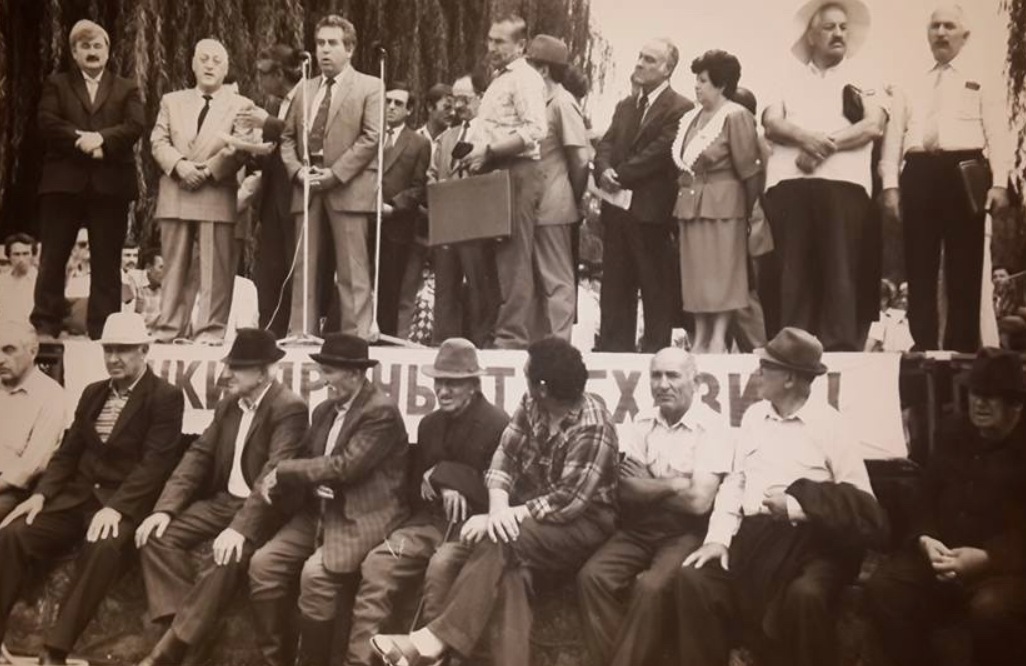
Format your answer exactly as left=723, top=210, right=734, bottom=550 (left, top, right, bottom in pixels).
left=620, top=401, right=734, bottom=480
left=83, top=69, right=103, bottom=104
left=880, top=54, right=1013, bottom=189
left=704, top=398, right=875, bottom=548
left=0, top=368, right=66, bottom=489
left=765, top=59, right=883, bottom=195
left=477, top=57, right=547, bottom=159
left=227, top=382, right=274, bottom=498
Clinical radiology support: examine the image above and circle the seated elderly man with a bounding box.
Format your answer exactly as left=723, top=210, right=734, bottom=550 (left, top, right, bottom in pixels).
left=577, top=347, right=732, bottom=666
left=371, top=337, right=619, bottom=666
left=676, top=327, right=887, bottom=666
left=134, top=328, right=308, bottom=666
left=865, top=347, right=1026, bottom=666
left=345, top=338, right=509, bottom=666
left=0, top=320, right=66, bottom=520
left=0, top=312, right=184, bottom=665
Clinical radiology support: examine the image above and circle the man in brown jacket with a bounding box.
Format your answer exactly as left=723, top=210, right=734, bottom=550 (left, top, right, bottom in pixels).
left=134, top=328, right=308, bottom=666
left=249, top=334, right=408, bottom=666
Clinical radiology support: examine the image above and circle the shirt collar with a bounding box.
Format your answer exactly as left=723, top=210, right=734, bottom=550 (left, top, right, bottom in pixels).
left=641, top=80, right=669, bottom=107
left=322, top=64, right=349, bottom=88
left=240, top=381, right=274, bottom=413
left=763, top=397, right=816, bottom=423
left=497, top=56, right=528, bottom=75
left=82, top=69, right=104, bottom=85
left=109, top=367, right=146, bottom=399
left=931, top=53, right=961, bottom=74
left=195, top=86, right=226, bottom=100
left=806, top=58, right=847, bottom=78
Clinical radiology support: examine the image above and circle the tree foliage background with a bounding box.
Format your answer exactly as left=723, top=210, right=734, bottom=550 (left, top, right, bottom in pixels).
left=0, top=0, right=609, bottom=249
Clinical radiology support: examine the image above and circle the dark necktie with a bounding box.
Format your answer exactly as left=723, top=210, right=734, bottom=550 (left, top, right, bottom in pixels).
left=628, top=93, right=648, bottom=138
left=453, top=122, right=471, bottom=176
left=385, top=128, right=396, bottom=149
left=196, top=94, right=213, bottom=133
left=308, top=77, right=335, bottom=155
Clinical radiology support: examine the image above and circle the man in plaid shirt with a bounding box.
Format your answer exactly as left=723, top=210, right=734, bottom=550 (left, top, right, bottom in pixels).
left=371, top=337, right=618, bottom=666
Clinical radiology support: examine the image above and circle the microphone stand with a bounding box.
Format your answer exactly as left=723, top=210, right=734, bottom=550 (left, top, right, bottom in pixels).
left=370, top=44, right=414, bottom=347
left=282, top=53, right=322, bottom=346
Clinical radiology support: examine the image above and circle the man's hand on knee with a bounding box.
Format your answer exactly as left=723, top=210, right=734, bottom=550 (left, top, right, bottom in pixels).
left=213, top=527, right=248, bottom=566
left=0, top=493, right=44, bottom=529
left=87, top=507, right=123, bottom=542
left=136, top=512, right=171, bottom=548
left=486, top=506, right=530, bottom=544
left=682, top=543, right=729, bottom=570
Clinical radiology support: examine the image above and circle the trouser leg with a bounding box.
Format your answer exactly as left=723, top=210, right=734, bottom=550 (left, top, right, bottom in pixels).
left=768, top=556, right=849, bottom=666
left=675, top=561, right=736, bottom=666
left=32, top=193, right=82, bottom=337
left=608, top=532, right=701, bottom=666
left=493, top=161, right=542, bottom=349
left=155, top=219, right=197, bottom=342
left=345, top=525, right=442, bottom=666
left=396, top=243, right=427, bottom=340
left=814, top=183, right=871, bottom=351
left=289, top=199, right=328, bottom=337
left=901, top=160, right=945, bottom=351
left=765, top=181, right=816, bottom=343
left=966, top=575, right=1026, bottom=666
left=533, top=224, right=576, bottom=341
left=330, top=212, right=372, bottom=339
left=431, top=245, right=463, bottom=344
left=636, top=222, right=676, bottom=353
left=84, top=195, right=130, bottom=340
left=192, top=221, right=235, bottom=342
left=256, top=205, right=295, bottom=339
left=45, top=515, right=139, bottom=652
left=460, top=243, right=500, bottom=349
left=421, top=540, right=475, bottom=625
left=297, top=548, right=359, bottom=666
left=598, top=205, right=639, bottom=352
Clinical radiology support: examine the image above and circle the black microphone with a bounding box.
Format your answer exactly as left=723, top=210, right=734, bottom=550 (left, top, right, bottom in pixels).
left=371, top=42, right=387, bottom=56
left=298, top=51, right=313, bottom=62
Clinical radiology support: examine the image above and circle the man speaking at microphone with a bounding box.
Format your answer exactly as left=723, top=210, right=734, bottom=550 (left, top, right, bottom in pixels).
left=281, top=15, right=381, bottom=340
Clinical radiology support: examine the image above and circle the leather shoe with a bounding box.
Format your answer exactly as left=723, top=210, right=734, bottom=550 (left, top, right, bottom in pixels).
left=37, top=648, right=67, bottom=666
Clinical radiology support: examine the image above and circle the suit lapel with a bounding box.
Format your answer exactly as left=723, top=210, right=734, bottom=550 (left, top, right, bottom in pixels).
left=632, top=88, right=673, bottom=148
left=92, top=71, right=114, bottom=113
left=243, top=381, right=281, bottom=450
left=325, top=66, right=355, bottom=132
left=330, top=382, right=373, bottom=455
left=192, top=90, right=232, bottom=156
left=383, top=126, right=409, bottom=173
left=70, top=69, right=93, bottom=115
left=105, top=370, right=152, bottom=445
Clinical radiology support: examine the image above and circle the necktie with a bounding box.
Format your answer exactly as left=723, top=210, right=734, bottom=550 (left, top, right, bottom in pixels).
left=922, top=65, right=947, bottom=152
left=385, top=128, right=395, bottom=149
left=308, top=77, right=335, bottom=155
left=627, top=93, right=648, bottom=138
left=453, top=122, right=471, bottom=176
left=85, top=77, right=99, bottom=105
left=196, top=94, right=213, bottom=133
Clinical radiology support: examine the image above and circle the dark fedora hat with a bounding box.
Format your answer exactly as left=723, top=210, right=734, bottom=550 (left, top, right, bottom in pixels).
left=309, top=333, right=379, bottom=369
left=222, top=328, right=285, bottom=367
left=755, top=327, right=828, bottom=377
left=967, top=347, right=1026, bottom=398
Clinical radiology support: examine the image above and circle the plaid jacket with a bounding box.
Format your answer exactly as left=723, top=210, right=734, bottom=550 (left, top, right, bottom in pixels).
left=485, top=393, right=618, bottom=523
left=275, top=380, right=409, bottom=573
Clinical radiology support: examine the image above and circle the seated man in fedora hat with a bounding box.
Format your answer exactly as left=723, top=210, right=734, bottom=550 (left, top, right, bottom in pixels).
left=345, top=338, right=510, bottom=666
left=133, top=328, right=308, bottom=666
left=250, top=333, right=409, bottom=666
left=677, top=327, right=887, bottom=666
left=0, top=312, right=184, bottom=665
left=865, top=347, right=1026, bottom=666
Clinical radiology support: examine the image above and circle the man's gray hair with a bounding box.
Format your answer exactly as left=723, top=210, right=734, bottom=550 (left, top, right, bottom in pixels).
left=69, top=19, right=109, bottom=49
left=652, top=37, right=680, bottom=74
left=0, top=320, right=40, bottom=355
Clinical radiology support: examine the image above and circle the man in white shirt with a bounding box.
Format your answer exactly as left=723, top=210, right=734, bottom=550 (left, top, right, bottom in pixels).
left=677, top=327, right=885, bottom=666
left=880, top=5, right=1012, bottom=352
left=134, top=329, right=307, bottom=666
left=0, top=321, right=65, bottom=520
left=761, top=0, right=887, bottom=352
left=0, top=234, right=39, bottom=323
left=577, top=347, right=732, bottom=666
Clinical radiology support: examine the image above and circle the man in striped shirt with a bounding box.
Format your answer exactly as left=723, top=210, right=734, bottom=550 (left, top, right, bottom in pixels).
left=0, top=312, right=184, bottom=665
left=372, top=337, right=619, bottom=666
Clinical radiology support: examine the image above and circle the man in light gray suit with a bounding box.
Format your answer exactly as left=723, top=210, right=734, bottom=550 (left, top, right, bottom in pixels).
left=150, top=38, right=252, bottom=344
left=280, top=14, right=381, bottom=339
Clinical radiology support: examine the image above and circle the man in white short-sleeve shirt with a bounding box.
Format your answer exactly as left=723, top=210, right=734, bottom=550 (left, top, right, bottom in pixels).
left=578, top=347, right=732, bottom=666
left=761, top=0, right=888, bottom=352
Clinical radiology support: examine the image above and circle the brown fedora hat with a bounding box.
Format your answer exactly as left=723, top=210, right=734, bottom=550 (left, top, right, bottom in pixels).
left=967, top=347, right=1026, bottom=398
left=222, top=328, right=286, bottom=367
left=309, top=333, right=379, bottom=369
left=755, top=327, right=828, bottom=376
left=423, top=337, right=485, bottom=379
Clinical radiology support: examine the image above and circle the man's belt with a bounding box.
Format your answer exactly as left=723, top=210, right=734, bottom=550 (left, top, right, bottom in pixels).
left=905, top=148, right=984, bottom=163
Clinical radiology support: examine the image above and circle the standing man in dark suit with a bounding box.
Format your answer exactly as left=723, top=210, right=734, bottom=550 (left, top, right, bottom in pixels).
left=376, top=82, right=431, bottom=338
left=345, top=338, right=509, bottom=666
left=281, top=15, right=382, bottom=339
left=133, top=329, right=308, bottom=666
left=31, top=20, right=145, bottom=341
left=0, top=313, right=183, bottom=665
left=595, top=39, right=692, bottom=353
left=237, top=46, right=303, bottom=339
left=249, top=334, right=408, bottom=666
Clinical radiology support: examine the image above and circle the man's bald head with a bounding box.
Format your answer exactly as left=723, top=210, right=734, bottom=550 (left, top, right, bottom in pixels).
left=649, top=347, right=697, bottom=422
left=0, top=321, right=39, bottom=388
left=193, top=38, right=230, bottom=93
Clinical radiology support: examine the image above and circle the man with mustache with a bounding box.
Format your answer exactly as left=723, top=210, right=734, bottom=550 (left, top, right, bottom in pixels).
left=760, top=0, right=887, bottom=351
left=880, top=5, right=1013, bottom=352
left=865, top=347, right=1026, bottom=666
left=577, top=347, right=732, bottom=666
left=150, top=38, right=254, bottom=344
left=31, top=20, right=144, bottom=341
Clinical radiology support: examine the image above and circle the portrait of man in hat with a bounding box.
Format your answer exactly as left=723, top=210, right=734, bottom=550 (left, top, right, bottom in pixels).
left=678, top=327, right=885, bottom=666
left=0, top=312, right=184, bottom=665
left=761, top=0, right=887, bottom=352
left=133, top=328, right=308, bottom=666
left=865, top=347, right=1026, bottom=666
left=249, top=333, right=408, bottom=666
left=344, top=337, right=510, bottom=666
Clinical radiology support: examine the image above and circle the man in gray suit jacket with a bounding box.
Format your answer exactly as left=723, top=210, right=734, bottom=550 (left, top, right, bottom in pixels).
left=280, top=15, right=381, bottom=339
left=150, top=38, right=252, bottom=344
left=134, top=329, right=308, bottom=666
left=250, top=334, right=408, bottom=666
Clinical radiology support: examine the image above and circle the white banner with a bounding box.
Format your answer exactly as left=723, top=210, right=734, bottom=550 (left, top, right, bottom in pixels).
left=61, top=343, right=907, bottom=460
